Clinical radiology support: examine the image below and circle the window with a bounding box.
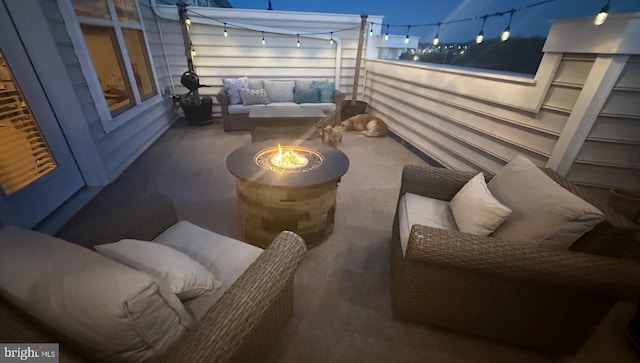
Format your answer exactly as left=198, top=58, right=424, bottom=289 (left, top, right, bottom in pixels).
left=72, top=0, right=156, bottom=116
left=0, top=49, right=57, bottom=195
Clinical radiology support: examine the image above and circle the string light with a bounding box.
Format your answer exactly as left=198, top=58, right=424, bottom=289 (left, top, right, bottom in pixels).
left=476, top=16, right=487, bottom=44
left=404, top=25, right=410, bottom=44
left=261, top=31, right=266, bottom=45
left=594, top=0, right=610, bottom=26
left=433, top=23, right=440, bottom=45
left=190, top=48, right=196, bottom=58
left=184, top=0, right=595, bottom=49
left=501, top=9, right=515, bottom=41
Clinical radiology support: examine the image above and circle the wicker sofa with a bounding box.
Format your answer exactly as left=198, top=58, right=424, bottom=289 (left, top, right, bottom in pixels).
left=0, top=193, right=306, bottom=362
left=216, top=78, right=344, bottom=131
left=392, top=164, right=640, bottom=354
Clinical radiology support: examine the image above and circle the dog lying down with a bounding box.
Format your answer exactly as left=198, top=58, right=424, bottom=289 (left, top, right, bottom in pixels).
left=340, top=113, right=388, bottom=137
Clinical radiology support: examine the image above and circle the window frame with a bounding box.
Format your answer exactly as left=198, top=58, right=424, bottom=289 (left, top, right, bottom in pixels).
left=59, top=0, right=160, bottom=133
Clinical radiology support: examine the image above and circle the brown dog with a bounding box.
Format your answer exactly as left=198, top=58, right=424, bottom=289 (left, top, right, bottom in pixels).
left=323, top=125, right=343, bottom=147
left=340, top=113, right=388, bottom=137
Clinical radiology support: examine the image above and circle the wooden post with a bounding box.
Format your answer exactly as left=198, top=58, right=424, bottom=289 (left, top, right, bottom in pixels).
left=177, top=2, right=200, bottom=105
left=351, top=15, right=368, bottom=106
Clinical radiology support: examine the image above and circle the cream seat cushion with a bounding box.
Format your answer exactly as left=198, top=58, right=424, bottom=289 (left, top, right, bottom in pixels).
left=300, top=102, right=336, bottom=112
left=398, top=192, right=457, bottom=256
left=228, top=104, right=266, bottom=114
left=487, top=155, right=605, bottom=249
left=0, top=226, right=194, bottom=362
left=153, top=221, right=264, bottom=322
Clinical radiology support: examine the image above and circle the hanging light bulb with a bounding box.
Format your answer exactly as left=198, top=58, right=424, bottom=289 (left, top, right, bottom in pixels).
left=261, top=31, right=266, bottom=45
left=369, top=22, right=374, bottom=37
left=384, top=24, right=389, bottom=41
left=190, top=48, right=196, bottom=58
left=476, top=16, right=487, bottom=44
left=296, top=34, right=301, bottom=47
left=594, top=0, right=610, bottom=26
left=501, top=9, right=514, bottom=42
left=185, top=17, right=191, bottom=26
left=404, top=25, right=411, bottom=44
left=223, top=23, right=228, bottom=37
left=433, top=23, right=440, bottom=46
left=330, top=32, right=334, bottom=45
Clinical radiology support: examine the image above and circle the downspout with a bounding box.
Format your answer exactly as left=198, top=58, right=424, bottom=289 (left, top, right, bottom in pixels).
left=149, top=2, right=343, bottom=88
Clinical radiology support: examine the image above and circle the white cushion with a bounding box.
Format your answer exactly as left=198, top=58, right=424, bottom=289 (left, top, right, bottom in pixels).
left=300, top=103, right=336, bottom=112
left=398, top=193, right=457, bottom=256
left=95, top=239, right=221, bottom=300
left=228, top=104, right=266, bottom=114
left=153, top=221, right=264, bottom=322
left=248, top=79, right=263, bottom=90
left=0, top=226, right=194, bottom=362
left=263, top=80, right=295, bottom=102
left=450, top=173, right=512, bottom=236
left=488, top=155, right=606, bottom=249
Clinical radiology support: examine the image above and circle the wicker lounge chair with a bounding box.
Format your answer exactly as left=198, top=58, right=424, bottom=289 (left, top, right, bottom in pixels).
left=0, top=193, right=306, bottom=362
left=391, top=164, right=640, bottom=354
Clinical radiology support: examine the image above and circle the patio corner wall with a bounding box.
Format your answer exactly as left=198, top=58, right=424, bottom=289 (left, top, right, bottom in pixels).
left=364, top=13, right=640, bottom=204
left=153, top=6, right=383, bottom=115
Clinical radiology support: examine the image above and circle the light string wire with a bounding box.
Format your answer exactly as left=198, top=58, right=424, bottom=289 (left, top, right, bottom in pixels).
left=167, top=0, right=609, bottom=44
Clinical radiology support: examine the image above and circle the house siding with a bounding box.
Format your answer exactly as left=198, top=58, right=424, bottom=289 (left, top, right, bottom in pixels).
left=568, top=56, right=640, bottom=201
left=365, top=50, right=637, bottom=204
left=44, top=0, right=176, bottom=181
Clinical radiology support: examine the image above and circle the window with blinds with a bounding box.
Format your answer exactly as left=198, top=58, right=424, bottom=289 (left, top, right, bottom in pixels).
left=0, top=49, right=57, bottom=195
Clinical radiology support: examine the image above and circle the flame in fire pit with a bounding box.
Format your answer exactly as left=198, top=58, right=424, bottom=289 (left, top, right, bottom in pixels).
left=254, top=143, right=323, bottom=174
left=271, top=143, right=309, bottom=168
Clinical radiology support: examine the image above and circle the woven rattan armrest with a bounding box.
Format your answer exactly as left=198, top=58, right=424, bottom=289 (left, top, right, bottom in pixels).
left=164, top=231, right=306, bottom=362
left=399, top=164, right=488, bottom=201
left=56, top=192, right=179, bottom=249
left=406, top=224, right=640, bottom=299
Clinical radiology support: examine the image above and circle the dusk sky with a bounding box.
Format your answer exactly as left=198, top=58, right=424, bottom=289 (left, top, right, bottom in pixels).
left=229, top=0, right=640, bottom=43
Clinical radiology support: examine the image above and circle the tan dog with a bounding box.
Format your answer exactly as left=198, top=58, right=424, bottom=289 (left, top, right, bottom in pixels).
left=323, top=125, right=343, bottom=147
left=341, top=113, right=388, bottom=137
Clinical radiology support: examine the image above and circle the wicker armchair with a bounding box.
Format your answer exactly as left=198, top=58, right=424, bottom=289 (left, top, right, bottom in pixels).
left=391, top=164, right=640, bottom=354
left=0, top=193, right=306, bottom=362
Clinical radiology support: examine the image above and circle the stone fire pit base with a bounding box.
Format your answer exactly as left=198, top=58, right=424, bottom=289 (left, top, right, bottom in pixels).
left=237, top=179, right=338, bottom=248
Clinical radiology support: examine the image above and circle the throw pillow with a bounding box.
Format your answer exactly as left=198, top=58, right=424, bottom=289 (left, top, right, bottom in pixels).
left=294, top=87, right=321, bottom=103
left=487, top=155, right=606, bottom=249
left=222, top=76, right=249, bottom=105
left=449, top=172, right=512, bottom=236
left=0, top=226, right=194, bottom=362
left=239, top=88, right=270, bottom=105
left=95, top=239, right=221, bottom=300
left=311, top=80, right=335, bottom=103
left=263, top=80, right=295, bottom=102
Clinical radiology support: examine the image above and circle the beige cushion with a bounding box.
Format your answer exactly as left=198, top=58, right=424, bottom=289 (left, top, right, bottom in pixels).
left=300, top=102, right=336, bottom=112
left=95, top=239, right=222, bottom=300
left=450, top=172, right=512, bottom=236
left=228, top=104, right=266, bottom=114
left=0, top=226, right=194, bottom=362
left=154, top=221, right=264, bottom=322
left=398, top=193, right=457, bottom=256
left=263, top=80, right=295, bottom=102
left=487, top=155, right=606, bottom=249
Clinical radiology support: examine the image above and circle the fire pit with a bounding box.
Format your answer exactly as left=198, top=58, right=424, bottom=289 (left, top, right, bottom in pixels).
left=226, top=140, right=349, bottom=248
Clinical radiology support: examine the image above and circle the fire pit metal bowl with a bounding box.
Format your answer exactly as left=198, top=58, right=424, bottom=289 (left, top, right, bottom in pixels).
left=226, top=140, right=349, bottom=248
